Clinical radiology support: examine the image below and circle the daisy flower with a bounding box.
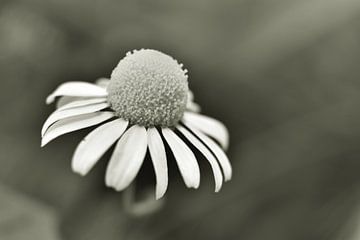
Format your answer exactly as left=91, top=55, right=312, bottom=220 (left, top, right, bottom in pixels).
left=41, top=49, right=232, bottom=200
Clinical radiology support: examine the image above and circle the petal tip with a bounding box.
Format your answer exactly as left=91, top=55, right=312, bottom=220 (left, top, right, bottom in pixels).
left=71, top=165, right=88, bottom=176
left=155, top=187, right=167, bottom=200
left=225, top=175, right=232, bottom=182
left=78, top=171, right=87, bottom=177
left=155, top=193, right=164, bottom=200
left=189, top=180, right=200, bottom=189
left=105, top=176, right=126, bottom=191
left=40, top=139, right=47, bottom=147
left=215, top=184, right=222, bottom=192
left=46, top=95, right=54, bottom=104
left=105, top=183, right=121, bottom=192
left=224, top=173, right=232, bottom=182
left=114, top=184, right=127, bottom=192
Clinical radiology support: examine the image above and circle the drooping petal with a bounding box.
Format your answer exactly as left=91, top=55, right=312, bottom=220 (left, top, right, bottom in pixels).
left=105, top=125, right=147, bottom=191
left=46, top=82, right=108, bottom=104
left=95, top=78, right=110, bottom=88
left=72, top=119, right=128, bottom=176
left=184, top=123, right=232, bottom=181
left=147, top=127, right=168, bottom=199
left=177, top=126, right=223, bottom=192
left=57, top=98, right=107, bottom=111
left=41, top=112, right=114, bottom=147
left=41, top=102, right=110, bottom=136
left=182, top=112, right=229, bottom=150
left=162, top=128, right=200, bottom=189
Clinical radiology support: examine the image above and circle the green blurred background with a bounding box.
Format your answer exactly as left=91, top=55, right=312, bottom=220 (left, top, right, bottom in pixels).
left=1, top=0, right=360, bottom=239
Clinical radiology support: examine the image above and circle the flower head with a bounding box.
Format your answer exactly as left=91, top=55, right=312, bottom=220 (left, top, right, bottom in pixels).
left=108, top=49, right=188, bottom=127
left=42, top=49, right=232, bottom=199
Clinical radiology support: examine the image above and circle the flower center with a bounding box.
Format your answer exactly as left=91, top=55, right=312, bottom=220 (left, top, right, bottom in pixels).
left=107, top=49, right=189, bottom=127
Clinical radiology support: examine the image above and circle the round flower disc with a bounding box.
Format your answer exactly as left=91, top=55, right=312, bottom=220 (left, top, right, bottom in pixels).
left=107, top=49, right=189, bottom=127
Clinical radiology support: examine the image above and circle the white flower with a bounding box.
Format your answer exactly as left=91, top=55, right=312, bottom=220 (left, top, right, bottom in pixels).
left=41, top=49, right=232, bottom=199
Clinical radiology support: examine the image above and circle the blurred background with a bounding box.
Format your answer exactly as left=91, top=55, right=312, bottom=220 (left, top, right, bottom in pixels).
left=1, top=0, right=360, bottom=239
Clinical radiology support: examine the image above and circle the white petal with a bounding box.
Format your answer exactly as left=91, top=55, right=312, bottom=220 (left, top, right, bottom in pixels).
left=57, top=98, right=107, bottom=111
left=95, top=78, right=110, bottom=88
left=105, top=125, right=147, bottom=191
left=183, top=112, right=229, bottom=150
left=177, top=126, right=223, bottom=192
left=162, top=128, right=200, bottom=189
left=46, top=82, right=108, bottom=104
left=55, top=79, right=109, bottom=108
left=41, top=111, right=114, bottom=147
left=184, top=123, right=232, bottom=181
left=41, top=102, right=109, bottom=136
left=186, top=101, right=201, bottom=113
left=72, top=119, right=128, bottom=176
left=147, top=128, right=168, bottom=199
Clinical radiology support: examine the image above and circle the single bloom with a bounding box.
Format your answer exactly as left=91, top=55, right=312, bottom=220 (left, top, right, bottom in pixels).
left=41, top=49, right=232, bottom=199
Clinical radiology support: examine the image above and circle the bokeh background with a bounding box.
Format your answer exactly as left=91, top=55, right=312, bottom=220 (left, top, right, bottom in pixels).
left=1, top=0, right=360, bottom=239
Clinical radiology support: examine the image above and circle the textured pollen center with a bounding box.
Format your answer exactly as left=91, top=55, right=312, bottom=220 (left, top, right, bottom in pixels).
left=107, top=49, right=189, bottom=127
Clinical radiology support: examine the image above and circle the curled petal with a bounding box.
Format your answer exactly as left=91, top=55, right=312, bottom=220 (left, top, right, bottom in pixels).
left=183, top=112, right=229, bottom=150
left=162, top=128, right=200, bottom=189
left=72, top=119, right=128, bottom=176
left=105, top=125, right=147, bottom=191
left=46, top=82, right=107, bottom=104
left=41, top=112, right=114, bottom=147
left=147, top=127, right=168, bottom=199
left=184, top=123, right=232, bottom=181
left=177, top=126, right=223, bottom=192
